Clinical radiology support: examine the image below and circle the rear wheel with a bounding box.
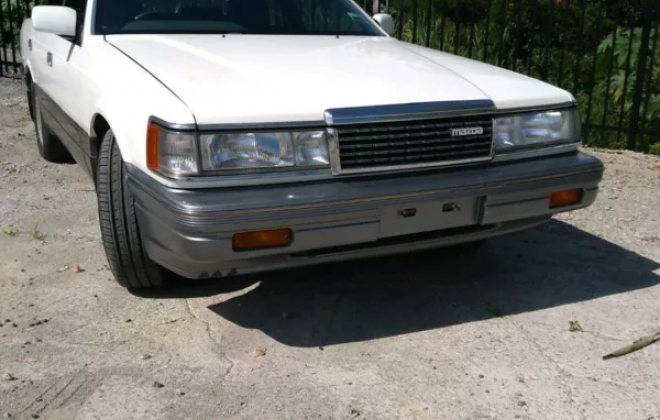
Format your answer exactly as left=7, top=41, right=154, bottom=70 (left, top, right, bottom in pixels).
left=31, top=84, right=73, bottom=163
left=97, top=129, right=171, bottom=289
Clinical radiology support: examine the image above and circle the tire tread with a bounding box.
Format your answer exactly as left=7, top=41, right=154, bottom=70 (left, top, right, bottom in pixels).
left=97, top=130, right=167, bottom=289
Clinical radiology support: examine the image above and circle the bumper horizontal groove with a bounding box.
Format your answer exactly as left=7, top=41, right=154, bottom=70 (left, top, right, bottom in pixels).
left=291, top=224, right=498, bottom=257
left=126, top=152, right=604, bottom=226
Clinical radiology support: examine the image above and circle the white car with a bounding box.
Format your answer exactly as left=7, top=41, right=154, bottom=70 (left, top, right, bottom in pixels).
left=20, top=0, right=603, bottom=289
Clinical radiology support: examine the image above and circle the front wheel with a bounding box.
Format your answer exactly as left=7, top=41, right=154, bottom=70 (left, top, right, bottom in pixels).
left=96, top=129, right=171, bottom=289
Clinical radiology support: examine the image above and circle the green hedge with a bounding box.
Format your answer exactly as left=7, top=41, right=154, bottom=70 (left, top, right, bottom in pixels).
left=2, top=0, right=658, bottom=153
left=1, top=0, right=30, bottom=51
left=393, top=0, right=659, bottom=153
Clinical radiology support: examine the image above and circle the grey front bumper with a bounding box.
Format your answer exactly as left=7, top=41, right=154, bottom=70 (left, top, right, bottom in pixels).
left=128, top=152, right=604, bottom=279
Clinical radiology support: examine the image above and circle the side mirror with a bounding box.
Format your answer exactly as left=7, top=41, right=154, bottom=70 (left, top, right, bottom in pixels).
left=32, top=6, right=77, bottom=37
left=373, top=13, right=395, bottom=36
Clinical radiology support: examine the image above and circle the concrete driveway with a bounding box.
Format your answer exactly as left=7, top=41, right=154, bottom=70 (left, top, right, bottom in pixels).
left=1, top=78, right=660, bottom=420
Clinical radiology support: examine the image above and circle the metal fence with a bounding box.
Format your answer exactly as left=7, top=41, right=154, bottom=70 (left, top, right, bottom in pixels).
left=2, top=0, right=659, bottom=151
left=0, top=0, right=30, bottom=77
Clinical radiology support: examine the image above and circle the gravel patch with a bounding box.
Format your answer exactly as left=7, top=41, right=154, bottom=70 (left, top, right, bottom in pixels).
left=1, top=77, right=659, bottom=420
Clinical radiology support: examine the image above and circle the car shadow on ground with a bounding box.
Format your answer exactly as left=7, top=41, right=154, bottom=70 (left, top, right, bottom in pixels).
left=136, top=220, right=660, bottom=347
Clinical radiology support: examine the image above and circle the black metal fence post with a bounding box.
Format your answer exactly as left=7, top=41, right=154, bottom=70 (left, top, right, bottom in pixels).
left=627, top=0, right=653, bottom=151
left=0, top=0, right=7, bottom=78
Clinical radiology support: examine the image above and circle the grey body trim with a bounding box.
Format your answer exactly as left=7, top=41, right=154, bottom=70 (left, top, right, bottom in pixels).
left=35, top=85, right=95, bottom=179
left=173, top=101, right=576, bottom=132
left=127, top=152, right=604, bottom=279
left=324, top=100, right=496, bottom=125
left=196, top=120, right=328, bottom=131
left=127, top=152, right=602, bottom=217
left=149, top=116, right=196, bottom=132
left=492, top=142, right=581, bottom=162
left=494, top=101, right=577, bottom=116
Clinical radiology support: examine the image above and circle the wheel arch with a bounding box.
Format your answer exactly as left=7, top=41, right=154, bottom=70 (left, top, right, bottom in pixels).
left=89, top=113, right=112, bottom=179
left=25, top=66, right=35, bottom=121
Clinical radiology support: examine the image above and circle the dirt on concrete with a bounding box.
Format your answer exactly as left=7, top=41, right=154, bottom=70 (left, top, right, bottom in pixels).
left=1, top=77, right=659, bottom=420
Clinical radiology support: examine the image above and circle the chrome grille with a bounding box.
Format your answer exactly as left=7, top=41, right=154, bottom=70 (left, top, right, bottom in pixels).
left=335, top=115, right=494, bottom=171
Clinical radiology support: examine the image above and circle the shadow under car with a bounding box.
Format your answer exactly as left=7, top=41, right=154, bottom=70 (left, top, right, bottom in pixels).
left=135, top=220, right=660, bottom=348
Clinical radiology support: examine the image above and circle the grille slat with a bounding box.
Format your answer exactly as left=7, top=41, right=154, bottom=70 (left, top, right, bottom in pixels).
left=337, top=115, right=494, bottom=170
left=341, top=141, right=490, bottom=158
left=340, top=133, right=493, bottom=149
left=338, top=119, right=494, bottom=136
left=343, top=147, right=492, bottom=166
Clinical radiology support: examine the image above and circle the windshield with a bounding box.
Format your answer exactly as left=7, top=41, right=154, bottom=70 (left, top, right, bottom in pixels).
left=94, top=0, right=383, bottom=36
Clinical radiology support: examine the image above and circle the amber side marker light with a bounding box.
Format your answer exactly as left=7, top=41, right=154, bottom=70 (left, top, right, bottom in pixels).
left=549, top=189, right=583, bottom=209
left=232, top=229, right=293, bottom=251
left=146, top=123, right=160, bottom=171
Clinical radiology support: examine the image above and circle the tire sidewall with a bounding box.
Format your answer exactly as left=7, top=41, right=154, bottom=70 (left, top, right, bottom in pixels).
left=31, top=85, right=46, bottom=154
left=97, top=130, right=167, bottom=289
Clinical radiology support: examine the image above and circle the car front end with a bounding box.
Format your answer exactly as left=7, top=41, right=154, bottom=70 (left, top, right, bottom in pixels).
left=89, top=0, right=603, bottom=282
left=129, top=100, right=602, bottom=279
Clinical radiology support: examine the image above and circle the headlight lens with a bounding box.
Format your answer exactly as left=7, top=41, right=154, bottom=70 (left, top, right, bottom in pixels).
left=294, top=131, right=330, bottom=167
left=146, top=124, right=199, bottom=177
left=494, top=109, right=581, bottom=152
left=200, top=130, right=329, bottom=171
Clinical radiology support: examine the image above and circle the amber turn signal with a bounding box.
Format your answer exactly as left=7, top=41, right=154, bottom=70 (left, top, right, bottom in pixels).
left=146, top=123, right=160, bottom=171
left=232, top=229, right=293, bottom=251
left=549, top=189, right=583, bottom=209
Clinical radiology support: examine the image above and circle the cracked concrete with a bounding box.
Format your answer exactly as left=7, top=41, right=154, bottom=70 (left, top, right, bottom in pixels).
left=2, top=77, right=660, bottom=419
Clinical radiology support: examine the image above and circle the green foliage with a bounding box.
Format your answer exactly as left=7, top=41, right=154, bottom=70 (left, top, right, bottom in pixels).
left=649, top=143, right=660, bottom=155
left=2, top=0, right=658, bottom=152
left=392, top=0, right=660, bottom=153
left=1, top=0, right=30, bottom=51
left=579, top=26, right=660, bottom=150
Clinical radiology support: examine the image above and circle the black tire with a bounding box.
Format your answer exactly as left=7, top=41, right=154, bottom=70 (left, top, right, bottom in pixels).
left=26, top=77, right=35, bottom=122
left=97, top=129, right=170, bottom=289
left=31, top=84, right=73, bottom=163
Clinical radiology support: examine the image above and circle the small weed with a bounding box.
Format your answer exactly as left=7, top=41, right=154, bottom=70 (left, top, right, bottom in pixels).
left=2, top=225, right=18, bottom=236
left=31, top=224, right=46, bottom=242
left=568, top=321, right=583, bottom=332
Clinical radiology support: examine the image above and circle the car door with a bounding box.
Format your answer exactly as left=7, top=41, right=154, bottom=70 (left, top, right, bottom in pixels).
left=28, top=0, right=61, bottom=93
left=37, top=0, right=95, bottom=175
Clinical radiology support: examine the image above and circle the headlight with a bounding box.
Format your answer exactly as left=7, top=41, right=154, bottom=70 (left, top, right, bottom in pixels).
left=146, top=123, right=199, bottom=177
left=200, top=130, right=329, bottom=172
left=494, top=109, right=581, bottom=152
left=147, top=123, right=330, bottom=177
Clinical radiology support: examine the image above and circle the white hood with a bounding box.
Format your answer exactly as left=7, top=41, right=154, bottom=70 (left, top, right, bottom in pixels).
left=107, top=35, right=573, bottom=125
